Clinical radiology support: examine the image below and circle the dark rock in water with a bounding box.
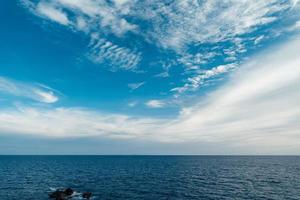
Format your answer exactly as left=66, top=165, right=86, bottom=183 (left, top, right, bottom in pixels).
left=82, top=192, right=92, bottom=199
left=48, top=190, right=66, bottom=200
left=64, top=188, right=74, bottom=196
left=49, top=188, right=73, bottom=200
left=55, top=192, right=66, bottom=200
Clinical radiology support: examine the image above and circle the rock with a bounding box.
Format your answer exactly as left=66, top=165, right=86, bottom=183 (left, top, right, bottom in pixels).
left=55, top=192, right=66, bottom=200
left=49, top=190, right=66, bottom=200
left=64, top=188, right=74, bottom=196
left=49, top=188, right=73, bottom=199
left=82, top=192, right=92, bottom=199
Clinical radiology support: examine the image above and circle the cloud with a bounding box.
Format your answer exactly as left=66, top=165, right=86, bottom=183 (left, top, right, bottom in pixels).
left=0, top=77, right=59, bottom=103
left=288, top=20, right=300, bottom=31
left=56, top=0, right=137, bottom=35
left=295, top=21, right=300, bottom=28
left=254, top=35, right=265, bottom=45
left=128, top=101, right=138, bottom=107
left=137, top=1, right=292, bottom=50
left=1, top=35, right=300, bottom=153
left=88, top=34, right=142, bottom=71
left=292, top=0, right=300, bottom=7
left=162, top=35, right=300, bottom=147
left=20, top=0, right=298, bottom=75
left=127, top=82, right=145, bottom=91
left=178, top=52, right=218, bottom=69
left=21, top=0, right=141, bottom=71
left=36, top=2, right=70, bottom=25
left=31, top=0, right=138, bottom=35
left=0, top=106, right=161, bottom=139
left=154, top=72, right=169, bottom=78
left=171, top=63, right=237, bottom=95
left=22, top=0, right=295, bottom=48
left=145, top=100, right=165, bottom=108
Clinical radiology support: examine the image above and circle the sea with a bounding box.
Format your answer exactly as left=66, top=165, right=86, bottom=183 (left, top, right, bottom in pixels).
left=0, top=156, right=299, bottom=200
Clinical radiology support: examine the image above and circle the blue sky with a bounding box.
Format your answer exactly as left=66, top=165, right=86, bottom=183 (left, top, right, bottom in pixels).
left=0, top=0, right=300, bottom=154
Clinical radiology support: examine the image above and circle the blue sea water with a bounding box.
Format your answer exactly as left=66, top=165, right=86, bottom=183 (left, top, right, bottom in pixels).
left=0, top=156, right=300, bottom=200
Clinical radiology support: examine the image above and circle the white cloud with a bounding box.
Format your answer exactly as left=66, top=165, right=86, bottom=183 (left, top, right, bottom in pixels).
left=162, top=35, right=300, bottom=148
left=292, top=0, right=300, bottom=7
left=145, top=100, right=165, bottom=108
left=1, top=35, right=300, bottom=153
left=0, top=77, right=59, bottom=103
left=128, top=82, right=145, bottom=91
left=0, top=106, right=161, bottom=139
left=288, top=20, right=300, bottom=31
left=36, top=2, right=70, bottom=25
left=21, top=0, right=299, bottom=75
left=76, top=17, right=87, bottom=31
left=154, top=72, right=169, bottom=78
left=254, top=35, right=265, bottom=45
left=178, top=52, right=217, bottom=71
left=88, top=33, right=141, bottom=71
left=29, top=0, right=294, bottom=50
left=171, top=63, right=237, bottom=95
left=21, top=0, right=140, bottom=71
left=137, top=0, right=291, bottom=51
left=33, top=89, right=58, bottom=103
left=56, top=0, right=137, bottom=35
left=128, top=101, right=138, bottom=107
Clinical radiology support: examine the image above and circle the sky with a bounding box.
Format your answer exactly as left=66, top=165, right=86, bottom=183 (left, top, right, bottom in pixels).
left=0, top=0, right=300, bottom=155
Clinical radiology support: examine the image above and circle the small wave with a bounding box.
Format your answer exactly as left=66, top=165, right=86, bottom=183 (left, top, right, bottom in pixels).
left=49, top=187, right=57, bottom=191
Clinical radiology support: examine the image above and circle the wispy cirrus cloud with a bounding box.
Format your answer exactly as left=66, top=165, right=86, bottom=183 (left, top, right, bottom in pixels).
left=22, top=0, right=296, bottom=48
left=20, top=1, right=298, bottom=71
left=145, top=100, right=165, bottom=109
left=127, top=81, right=145, bottom=91
left=292, top=0, right=300, bottom=7
left=138, top=0, right=297, bottom=95
left=0, top=77, right=59, bottom=103
left=137, top=0, right=292, bottom=50
left=56, top=0, right=137, bottom=35
left=89, top=34, right=141, bottom=71
left=171, top=63, right=237, bottom=95
left=128, top=100, right=138, bottom=107
left=21, top=0, right=141, bottom=71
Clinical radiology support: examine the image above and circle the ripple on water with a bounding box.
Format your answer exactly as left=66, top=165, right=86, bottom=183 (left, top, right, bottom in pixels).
left=0, top=156, right=299, bottom=200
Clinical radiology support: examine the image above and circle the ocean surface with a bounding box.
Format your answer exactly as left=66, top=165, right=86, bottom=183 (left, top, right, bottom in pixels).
left=0, top=156, right=300, bottom=200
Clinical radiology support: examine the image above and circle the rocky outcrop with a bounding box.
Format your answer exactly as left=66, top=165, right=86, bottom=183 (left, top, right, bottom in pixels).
left=64, top=188, right=74, bottom=196
left=49, top=188, right=73, bottom=200
left=49, top=188, right=91, bottom=200
left=48, top=190, right=66, bottom=200
left=82, top=192, right=92, bottom=199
